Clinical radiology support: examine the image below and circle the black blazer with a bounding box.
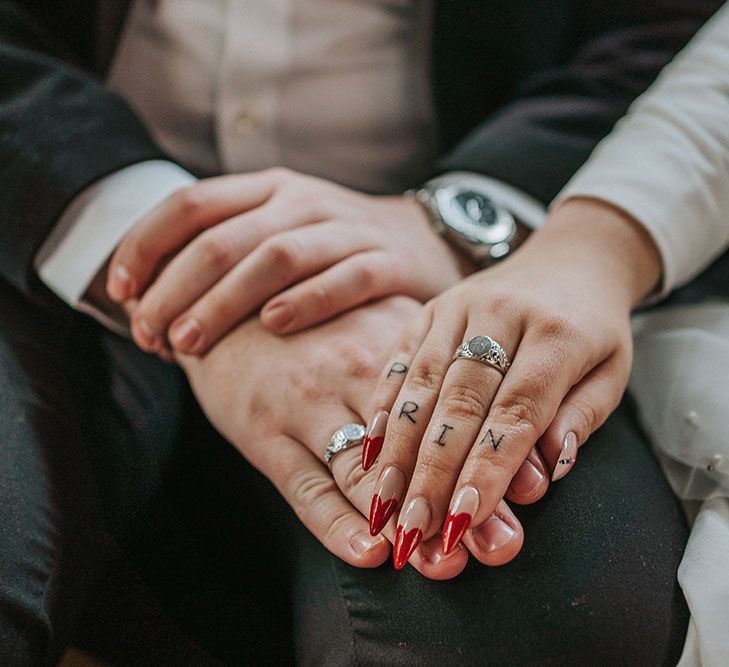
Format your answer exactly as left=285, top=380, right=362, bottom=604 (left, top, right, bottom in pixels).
left=0, top=0, right=722, bottom=299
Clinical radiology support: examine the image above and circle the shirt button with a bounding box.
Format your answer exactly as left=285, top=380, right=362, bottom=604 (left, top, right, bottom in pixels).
left=234, top=108, right=258, bottom=135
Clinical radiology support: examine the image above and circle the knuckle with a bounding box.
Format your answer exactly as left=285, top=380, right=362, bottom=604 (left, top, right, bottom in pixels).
left=335, top=342, right=380, bottom=380
left=352, top=260, right=380, bottom=295
left=323, top=509, right=356, bottom=546
left=484, top=290, right=518, bottom=316
left=309, top=282, right=335, bottom=312
left=571, top=399, right=601, bottom=438
left=535, top=315, right=580, bottom=343
left=170, top=184, right=205, bottom=216
left=408, top=360, right=446, bottom=393
left=291, top=191, right=323, bottom=218
left=263, top=235, right=301, bottom=271
left=290, top=468, right=337, bottom=511
left=492, top=391, right=542, bottom=437
left=264, top=166, right=293, bottom=181
left=441, top=385, right=487, bottom=421
left=338, top=452, right=369, bottom=493
left=197, top=233, right=233, bottom=271
left=415, top=453, right=456, bottom=483
left=275, top=452, right=303, bottom=486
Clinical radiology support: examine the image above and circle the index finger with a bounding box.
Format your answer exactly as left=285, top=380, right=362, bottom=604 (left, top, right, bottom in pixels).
left=107, top=171, right=281, bottom=301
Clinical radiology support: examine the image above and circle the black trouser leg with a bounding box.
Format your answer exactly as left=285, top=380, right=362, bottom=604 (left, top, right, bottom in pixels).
left=0, top=282, right=290, bottom=665
left=0, top=280, right=195, bottom=664
left=290, top=398, right=690, bottom=666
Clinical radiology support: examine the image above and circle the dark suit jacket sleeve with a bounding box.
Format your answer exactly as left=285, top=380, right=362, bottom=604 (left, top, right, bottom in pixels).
left=436, top=1, right=724, bottom=206
left=0, top=2, right=169, bottom=298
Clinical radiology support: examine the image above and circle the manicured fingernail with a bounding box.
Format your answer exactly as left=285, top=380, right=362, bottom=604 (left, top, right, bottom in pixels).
left=510, top=458, right=546, bottom=497
left=419, top=538, right=463, bottom=565
left=262, top=303, right=294, bottom=329
left=369, top=466, right=405, bottom=536
left=552, top=431, right=578, bottom=481
left=169, top=317, right=202, bottom=351
left=109, top=265, right=132, bottom=301
left=362, top=409, right=388, bottom=471
left=476, top=515, right=517, bottom=553
left=442, top=485, right=479, bottom=554
left=135, top=318, right=159, bottom=349
left=393, top=496, right=431, bottom=570
left=350, top=530, right=384, bottom=557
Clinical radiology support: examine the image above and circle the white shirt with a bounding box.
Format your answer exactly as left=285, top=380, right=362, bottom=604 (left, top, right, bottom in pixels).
left=35, top=0, right=545, bottom=311
left=559, top=5, right=729, bottom=664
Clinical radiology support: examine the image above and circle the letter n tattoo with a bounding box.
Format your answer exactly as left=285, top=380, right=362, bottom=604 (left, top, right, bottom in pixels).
left=480, top=428, right=504, bottom=450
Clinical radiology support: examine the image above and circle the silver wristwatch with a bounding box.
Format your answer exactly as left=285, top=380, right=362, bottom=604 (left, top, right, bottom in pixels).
left=410, top=174, right=533, bottom=268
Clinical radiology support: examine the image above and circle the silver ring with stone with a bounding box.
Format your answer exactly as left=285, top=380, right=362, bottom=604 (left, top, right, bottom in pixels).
left=453, top=335, right=511, bottom=375
left=324, top=423, right=366, bottom=465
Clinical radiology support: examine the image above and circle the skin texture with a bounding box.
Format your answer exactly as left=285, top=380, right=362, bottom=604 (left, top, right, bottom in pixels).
left=105, top=168, right=473, bottom=355
left=364, top=198, right=662, bottom=559
left=174, top=296, right=524, bottom=579
left=96, top=176, right=660, bottom=574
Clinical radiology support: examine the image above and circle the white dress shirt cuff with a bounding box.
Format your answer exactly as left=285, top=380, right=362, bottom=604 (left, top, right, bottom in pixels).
left=35, top=160, right=198, bottom=332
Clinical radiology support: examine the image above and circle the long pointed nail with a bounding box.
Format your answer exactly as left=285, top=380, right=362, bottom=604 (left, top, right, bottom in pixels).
left=393, top=496, right=431, bottom=570
left=369, top=466, right=405, bottom=536
left=552, top=432, right=578, bottom=481
left=442, top=485, right=479, bottom=554
left=362, top=410, right=388, bottom=471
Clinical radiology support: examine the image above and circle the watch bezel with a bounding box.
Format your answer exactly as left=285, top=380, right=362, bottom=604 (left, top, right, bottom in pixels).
left=432, top=184, right=517, bottom=248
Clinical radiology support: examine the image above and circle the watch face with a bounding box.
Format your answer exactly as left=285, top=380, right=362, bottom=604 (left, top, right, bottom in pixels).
left=454, top=191, right=498, bottom=227
left=435, top=186, right=515, bottom=246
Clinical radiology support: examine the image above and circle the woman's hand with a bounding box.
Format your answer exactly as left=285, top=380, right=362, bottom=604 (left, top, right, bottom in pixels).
left=105, top=168, right=472, bottom=355
left=360, top=198, right=662, bottom=570
left=177, top=295, right=476, bottom=579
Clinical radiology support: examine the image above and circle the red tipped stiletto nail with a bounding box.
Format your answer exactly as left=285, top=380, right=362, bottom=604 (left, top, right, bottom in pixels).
left=393, top=497, right=431, bottom=570
left=369, top=466, right=405, bottom=536
left=442, top=486, right=479, bottom=554
left=362, top=410, right=388, bottom=471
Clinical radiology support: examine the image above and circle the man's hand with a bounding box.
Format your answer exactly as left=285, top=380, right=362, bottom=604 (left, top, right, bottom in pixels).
left=177, top=296, right=473, bottom=578
left=104, top=169, right=474, bottom=357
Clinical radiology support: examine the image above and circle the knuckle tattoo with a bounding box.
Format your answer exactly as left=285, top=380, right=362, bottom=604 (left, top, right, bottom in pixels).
left=433, top=424, right=454, bottom=446
left=398, top=400, right=419, bottom=423
left=478, top=428, right=505, bottom=450
left=386, top=362, right=408, bottom=380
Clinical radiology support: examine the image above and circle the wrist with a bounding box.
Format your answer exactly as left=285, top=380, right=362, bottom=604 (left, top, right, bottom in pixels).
left=538, top=197, right=662, bottom=307
left=392, top=195, right=479, bottom=279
